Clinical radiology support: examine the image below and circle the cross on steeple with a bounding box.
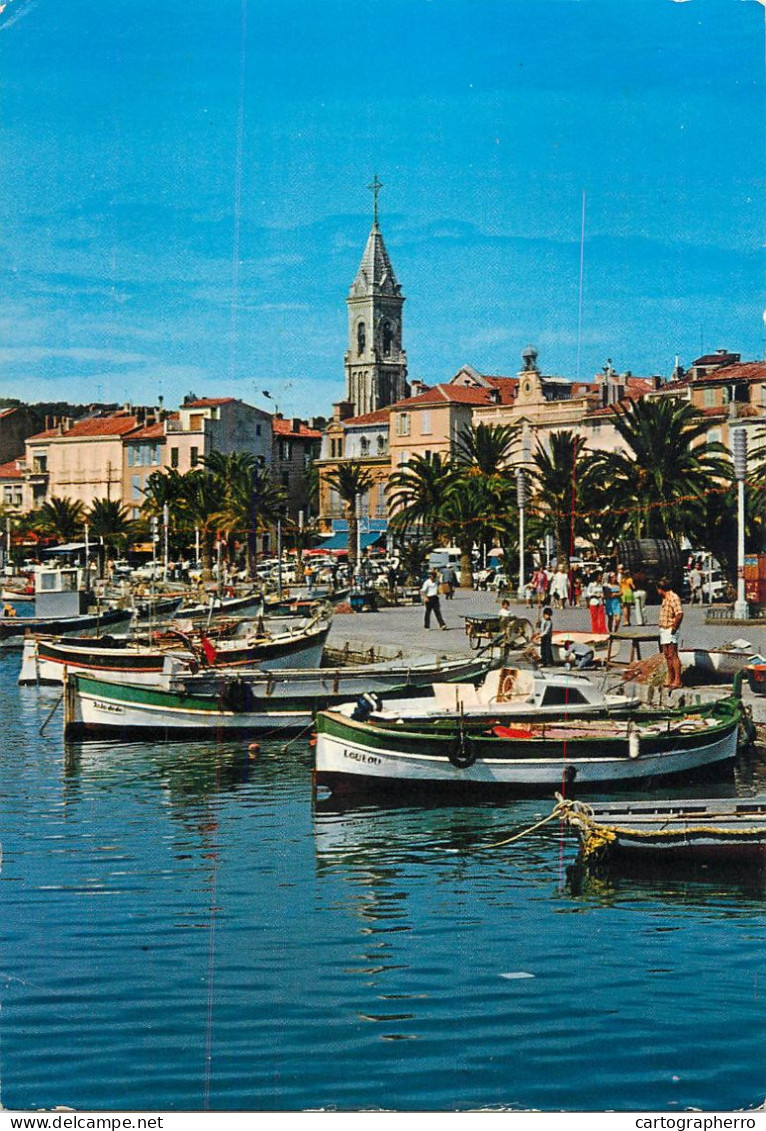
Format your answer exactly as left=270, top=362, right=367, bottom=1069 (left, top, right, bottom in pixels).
left=367, top=174, right=383, bottom=227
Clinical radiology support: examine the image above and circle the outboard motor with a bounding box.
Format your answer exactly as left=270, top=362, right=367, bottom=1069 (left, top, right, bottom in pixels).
left=351, top=693, right=382, bottom=721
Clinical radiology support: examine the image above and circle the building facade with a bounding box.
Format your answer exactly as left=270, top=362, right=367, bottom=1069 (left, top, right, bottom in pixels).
left=272, top=415, right=323, bottom=520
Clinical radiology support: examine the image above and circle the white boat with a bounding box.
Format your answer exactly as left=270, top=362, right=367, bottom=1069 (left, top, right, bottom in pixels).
left=0, top=565, right=132, bottom=648
left=61, top=654, right=496, bottom=739
left=679, top=639, right=766, bottom=682
left=346, top=667, right=639, bottom=724
left=314, top=691, right=744, bottom=797
left=19, top=611, right=332, bottom=684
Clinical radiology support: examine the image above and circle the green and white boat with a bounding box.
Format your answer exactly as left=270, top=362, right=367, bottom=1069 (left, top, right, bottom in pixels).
left=62, top=653, right=495, bottom=739
left=314, top=689, right=746, bottom=797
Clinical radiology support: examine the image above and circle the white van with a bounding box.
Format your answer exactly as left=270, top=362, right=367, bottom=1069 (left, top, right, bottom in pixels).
left=428, top=547, right=461, bottom=571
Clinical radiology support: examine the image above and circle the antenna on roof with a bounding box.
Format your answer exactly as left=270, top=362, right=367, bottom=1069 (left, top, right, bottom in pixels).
left=576, top=190, right=586, bottom=381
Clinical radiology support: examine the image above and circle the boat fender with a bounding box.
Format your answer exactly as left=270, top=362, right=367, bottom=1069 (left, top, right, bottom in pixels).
left=628, top=723, right=640, bottom=760
left=448, top=729, right=476, bottom=770
left=247, top=742, right=260, bottom=759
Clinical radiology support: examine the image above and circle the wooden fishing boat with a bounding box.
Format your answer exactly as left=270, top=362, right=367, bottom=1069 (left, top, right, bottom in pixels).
left=19, top=612, right=332, bottom=684
left=175, top=590, right=264, bottom=619
left=314, top=690, right=745, bottom=797
left=679, top=639, right=765, bottom=682
left=557, top=796, right=766, bottom=865
left=0, top=607, right=133, bottom=648
left=62, top=653, right=496, bottom=739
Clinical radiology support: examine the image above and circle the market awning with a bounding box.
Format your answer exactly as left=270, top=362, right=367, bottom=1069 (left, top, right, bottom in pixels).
left=41, top=542, right=88, bottom=554
left=314, top=531, right=385, bottom=553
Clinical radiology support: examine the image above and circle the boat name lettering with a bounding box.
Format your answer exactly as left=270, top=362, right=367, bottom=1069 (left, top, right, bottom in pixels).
left=93, top=700, right=125, bottom=714
left=343, top=747, right=382, bottom=765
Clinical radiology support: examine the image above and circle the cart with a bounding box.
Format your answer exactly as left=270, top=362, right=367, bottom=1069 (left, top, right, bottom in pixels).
left=464, top=614, right=533, bottom=650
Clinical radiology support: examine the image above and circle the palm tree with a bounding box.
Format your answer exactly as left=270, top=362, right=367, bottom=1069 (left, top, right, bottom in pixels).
left=324, top=462, right=373, bottom=572
left=453, top=423, right=519, bottom=564
left=87, top=498, right=134, bottom=577
left=529, top=431, right=586, bottom=566
left=216, top=465, right=286, bottom=577
left=581, top=398, right=730, bottom=541
left=142, top=469, right=191, bottom=560
left=387, top=453, right=457, bottom=541
left=35, top=496, right=85, bottom=543
left=438, top=480, right=486, bottom=587
left=454, top=422, right=518, bottom=475
left=181, top=469, right=223, bottom=581
left=142, top=468, right=188, bottom=520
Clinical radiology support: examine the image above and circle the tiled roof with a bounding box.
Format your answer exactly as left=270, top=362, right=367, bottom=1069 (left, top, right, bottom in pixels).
left=128, top=421, right=165, bottom=440
left=26, top=427, right=60, bottom=442
left=272, top=417, right=322, bottom=438
left=482, top=376, right=519, bottom=404
left=60, top=416, right=141, bottom=438
left=344, top=408, right=391, bottom=427
left=691, top=352, right=740, bottom=368
left=184, top=397, right=237, bottom=407
left=0, top=459, right=24, bottom=479
left=667, top=362, right=766, bottom=390
left=392, top=384, right=496, bottom=409
left=27, top=414, right=141, bottom=441
left=585, top=390, right=646, bottom=419
left=0, top=407, right=19, bottom=420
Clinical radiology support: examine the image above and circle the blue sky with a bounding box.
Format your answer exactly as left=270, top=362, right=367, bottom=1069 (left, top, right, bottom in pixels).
left=0, top=0, right=764, bottom=417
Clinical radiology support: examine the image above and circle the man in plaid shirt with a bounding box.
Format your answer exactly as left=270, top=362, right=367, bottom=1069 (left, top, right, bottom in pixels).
left=657, top=577, right=684, bottom=691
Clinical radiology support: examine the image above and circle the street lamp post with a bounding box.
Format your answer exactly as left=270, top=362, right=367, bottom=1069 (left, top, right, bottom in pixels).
left=516, top=425, right=533, bottom=601
left=516, top=469, right=527, bottom=601
left=276, top=505, right=286, bottom=600
left=162, top=503, right=169, bottom=581
left=732, top=427, right=749, bottom=621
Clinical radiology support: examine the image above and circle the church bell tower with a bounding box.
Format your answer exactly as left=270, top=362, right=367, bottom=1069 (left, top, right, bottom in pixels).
left=345, top=177, right=409, bottom=415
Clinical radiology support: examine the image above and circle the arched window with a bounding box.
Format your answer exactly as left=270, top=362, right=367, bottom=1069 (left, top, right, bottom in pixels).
left=360, top=436, right=370, bottom=456
left=357, top=322, right=366, bottom=355
left=382, top=321, right=393, bottom=356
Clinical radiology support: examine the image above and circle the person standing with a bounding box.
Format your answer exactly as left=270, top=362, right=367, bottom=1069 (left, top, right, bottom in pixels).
left=550, top=566, right=569, bottom=609
left=604, top=571, right=622, bottom=633
left=688, top=561, right=703, bottom=605
left=421, top=570, right=447, bottom=630
left=441, top=563, right=457, bottom=599
left=539, top=605, right=555, bottom=666
left=619, top=568, right=635, bottom=626
left=586, top=571, right=607, bottom=633
left=656, top=577, right=684, bottom=691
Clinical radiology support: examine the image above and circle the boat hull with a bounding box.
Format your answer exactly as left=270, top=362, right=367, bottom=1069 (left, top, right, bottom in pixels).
left=0, top=608, right=133, bottom=649
left=61, top=655, right=493, bottom=739
left=679, top=648, right=763, bottom=681
left=64, top=674, right=311, bottom=738
left=20, top=620, right=331, bottom=684
left=565, top=799, right=766, bottom=866
left=314, top=707, right=740, bottom=796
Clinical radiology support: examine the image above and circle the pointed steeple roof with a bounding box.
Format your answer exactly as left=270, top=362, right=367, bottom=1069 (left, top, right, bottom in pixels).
left=349, top=223, right=403, bottom=299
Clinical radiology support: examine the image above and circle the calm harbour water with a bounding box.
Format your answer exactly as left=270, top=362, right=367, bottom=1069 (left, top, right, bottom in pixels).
left=1, top=657, right=764, bottom=1113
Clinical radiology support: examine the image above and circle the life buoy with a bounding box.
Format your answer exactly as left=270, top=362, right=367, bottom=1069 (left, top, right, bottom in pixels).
left=448, top=730, right=476, bottom=769
left=498, top=669, right=516, bottom=701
